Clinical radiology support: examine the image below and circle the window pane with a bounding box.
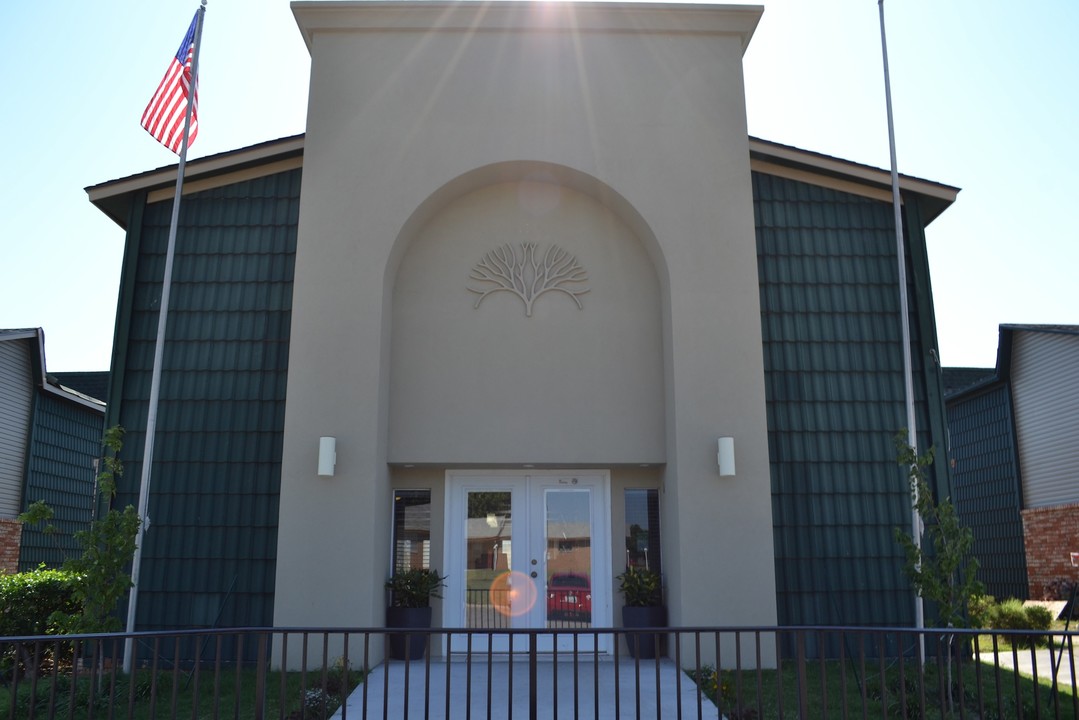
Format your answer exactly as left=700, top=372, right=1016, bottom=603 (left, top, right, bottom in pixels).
left=392, top=490, right=431, bottom=572
left=625, top=488, right=661, bottom=576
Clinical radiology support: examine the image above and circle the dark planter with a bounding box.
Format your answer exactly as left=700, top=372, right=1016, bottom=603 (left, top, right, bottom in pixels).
left=622, top=605, right=667, bottom=659
left=386, top=606, right=433, bottom=660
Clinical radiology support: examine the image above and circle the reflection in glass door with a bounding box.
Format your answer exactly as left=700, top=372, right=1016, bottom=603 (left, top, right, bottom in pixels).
left=541, top=489, right=593, bottom=630
left=464, top=490, right=515, bottom=630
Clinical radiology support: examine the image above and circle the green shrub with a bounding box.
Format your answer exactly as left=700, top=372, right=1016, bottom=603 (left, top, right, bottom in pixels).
left=990, top=598, right=1027, bottom=631
left=0, top=567, right=79, bottom=637
left=968, top=594, right=996, bottom=628
left=1023, top=604, right=1053, bottom=631
left=989, top=598, right=1052, bottom=648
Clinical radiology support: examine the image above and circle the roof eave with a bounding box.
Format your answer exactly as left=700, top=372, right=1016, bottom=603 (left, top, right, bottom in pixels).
left=87, top=133, right=960, bottom=230
left=748, top=137, right=960, bottom=225
left=943, top=373, right=1003, bottom=402
left=85, top=134, right=306, bottom=230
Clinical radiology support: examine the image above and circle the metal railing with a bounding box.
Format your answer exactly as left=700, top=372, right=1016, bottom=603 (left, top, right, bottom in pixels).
left=466, top=589, right=593, bottom=631
left=2, top=625, right=1076, bottom=719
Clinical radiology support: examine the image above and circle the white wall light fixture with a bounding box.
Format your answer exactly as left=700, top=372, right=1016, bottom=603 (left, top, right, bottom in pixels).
left=318, top=436, right=337, bottom=477
left=717, top=437, right=736, bottom=477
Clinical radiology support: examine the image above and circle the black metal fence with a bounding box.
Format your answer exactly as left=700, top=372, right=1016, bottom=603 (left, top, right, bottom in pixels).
left=2, top=625, right=1076, bottom=719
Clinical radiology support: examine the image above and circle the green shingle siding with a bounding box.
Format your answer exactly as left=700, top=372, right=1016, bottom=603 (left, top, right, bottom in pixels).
left=19, top=393, right=103, bottom=569
left=111, top=169, right=300, bottom=638
left=947, top=383, right=1027, bottom=599
left=754, top=171, right=945, bottom=628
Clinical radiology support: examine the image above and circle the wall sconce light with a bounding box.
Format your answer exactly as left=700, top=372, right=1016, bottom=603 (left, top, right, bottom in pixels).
left=318, top=437, right=337, bottom=477
left=717, top=437, right=735, bottom=477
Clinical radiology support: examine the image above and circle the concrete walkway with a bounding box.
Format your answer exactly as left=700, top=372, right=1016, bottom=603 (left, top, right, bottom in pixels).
left=977, top=644, right=1079, bottom=691
left=334, top=656, right=719, bottom=719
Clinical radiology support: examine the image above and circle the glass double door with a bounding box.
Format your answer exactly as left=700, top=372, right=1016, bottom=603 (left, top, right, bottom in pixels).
left=446, top=472, right=611, bottom=653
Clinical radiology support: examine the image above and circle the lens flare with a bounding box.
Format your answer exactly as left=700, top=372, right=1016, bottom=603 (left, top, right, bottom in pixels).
left=489, top=571, right=537, bottom=618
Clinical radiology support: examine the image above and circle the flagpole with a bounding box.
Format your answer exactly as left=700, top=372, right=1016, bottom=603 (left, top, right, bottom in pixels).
left=878, top=0, right=925, bottom=645
left=124, top=0, right=208, bottom=674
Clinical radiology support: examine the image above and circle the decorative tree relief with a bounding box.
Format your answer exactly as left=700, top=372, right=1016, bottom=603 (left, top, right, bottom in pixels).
left=468, top=243, right=590, bottom=317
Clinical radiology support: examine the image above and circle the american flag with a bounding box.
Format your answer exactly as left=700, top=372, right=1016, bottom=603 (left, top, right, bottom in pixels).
left=141, top=12, right=200, bottom=154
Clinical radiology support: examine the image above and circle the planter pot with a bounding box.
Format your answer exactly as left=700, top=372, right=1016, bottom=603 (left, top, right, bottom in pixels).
left=622, top=605, right=667, bottom=659
left=386, top=606, right=433, bottom=660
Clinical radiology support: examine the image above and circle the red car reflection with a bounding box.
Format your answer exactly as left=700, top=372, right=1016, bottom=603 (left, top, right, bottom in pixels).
left=546, top=572, right=592, bottom=621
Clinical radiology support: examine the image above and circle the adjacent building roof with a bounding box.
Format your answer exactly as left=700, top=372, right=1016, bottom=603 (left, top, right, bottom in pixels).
left=0, top=329, right=105, bottom=412
left=941, top=367, right=997, bottom=398
left=945, top=325, right=1079, bottom=399
left=51, top=372, right=109, bottom=403
left=996, top=324, right=1079, bottom=374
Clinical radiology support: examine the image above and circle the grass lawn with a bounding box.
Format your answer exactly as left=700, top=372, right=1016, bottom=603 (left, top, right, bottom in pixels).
left=0, top=665, right=364, bottom=720
left=688, top=653, right=1076, bottom=720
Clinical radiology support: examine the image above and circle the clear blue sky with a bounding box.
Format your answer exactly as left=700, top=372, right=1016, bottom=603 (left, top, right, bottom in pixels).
left=1, top=1, right=1075, bottom=371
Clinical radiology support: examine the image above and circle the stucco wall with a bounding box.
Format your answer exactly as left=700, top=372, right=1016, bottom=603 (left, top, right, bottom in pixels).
left=390, top=177, right=664, bottom=463
left=276, top=2, right=777, bottom=649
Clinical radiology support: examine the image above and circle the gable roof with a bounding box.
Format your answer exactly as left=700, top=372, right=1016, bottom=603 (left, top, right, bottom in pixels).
left=86, top=134, right=958, bottom=230
left=995, top=324, right=1079, bottom=379
left=86, top=135, right=305, bottom=227
left=944, top=324, right=1079, bottom=401
left=0, top=328, right=39, bottom=343
left=0, top=329, right=106, bottom=412
left=747, top=137, right=958, bottom=224
left=998, top=323, right=1079, bottom=336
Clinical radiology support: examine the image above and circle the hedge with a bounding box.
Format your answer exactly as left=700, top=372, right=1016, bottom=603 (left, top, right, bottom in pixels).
left=0, top=567, right=80, bottom=637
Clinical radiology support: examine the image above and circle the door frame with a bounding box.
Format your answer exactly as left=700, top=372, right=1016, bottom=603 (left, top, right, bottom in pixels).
left=442, top=469, right=613, bottom=654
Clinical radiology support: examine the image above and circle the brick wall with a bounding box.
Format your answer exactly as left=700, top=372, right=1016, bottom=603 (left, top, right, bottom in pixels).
left=0, top=519, right=22, bottom=573
left=1022, top=503, right=1079, bottom=599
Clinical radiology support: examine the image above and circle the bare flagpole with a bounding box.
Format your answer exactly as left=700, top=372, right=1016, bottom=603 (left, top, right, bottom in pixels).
left=878, top=0, right=925, bottom=642
left=124, top=0, right=208, bottom=674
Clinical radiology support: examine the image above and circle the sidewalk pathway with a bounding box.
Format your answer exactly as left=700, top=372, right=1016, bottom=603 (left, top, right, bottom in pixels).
left=334, top=656, right=719, bottom=719
left=977, top=644, right=1079, bottom=690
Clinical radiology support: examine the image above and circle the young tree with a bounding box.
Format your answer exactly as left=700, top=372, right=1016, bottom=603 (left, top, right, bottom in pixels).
left=893, top=436, right=984, bottom=630
left=19, top=426, right=141, bottom=633
left=894, top=435, right=984, bottom=713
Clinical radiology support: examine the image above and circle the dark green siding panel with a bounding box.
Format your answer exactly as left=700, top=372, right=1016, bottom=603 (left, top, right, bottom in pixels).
left=114, top=168, right=300, bottom=635
left=947, top=384, right=1027, bottom=599
left=754, top=171, right=944, bottom=627
left=19, top=395, right=104, bottom=570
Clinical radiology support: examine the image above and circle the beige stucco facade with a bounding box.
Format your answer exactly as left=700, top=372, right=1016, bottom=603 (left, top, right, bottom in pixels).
left=273, top=0, right=778, bottom=648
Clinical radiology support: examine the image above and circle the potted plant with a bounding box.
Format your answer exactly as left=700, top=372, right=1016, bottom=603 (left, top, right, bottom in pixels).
left=385, top=568, right=446, bottom=660
left=617, top=566, right=666, bottom=659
